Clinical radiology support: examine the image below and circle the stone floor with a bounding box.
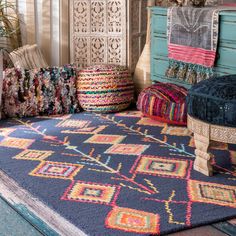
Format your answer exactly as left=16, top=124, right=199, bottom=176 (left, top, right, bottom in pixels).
left=0, top=197, right=42, bottom=236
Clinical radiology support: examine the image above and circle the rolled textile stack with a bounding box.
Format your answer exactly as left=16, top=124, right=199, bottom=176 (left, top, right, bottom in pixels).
left=35, top=65, right=79, bottom=115
left=1, top=65, right=79, bottom=118
left=2, top=68, right=39, bottom=118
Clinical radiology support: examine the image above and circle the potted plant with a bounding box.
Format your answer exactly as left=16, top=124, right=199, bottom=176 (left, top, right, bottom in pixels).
left=0, top=0, right=21, bottom=52
left=0, top=0, right=22, bottom=119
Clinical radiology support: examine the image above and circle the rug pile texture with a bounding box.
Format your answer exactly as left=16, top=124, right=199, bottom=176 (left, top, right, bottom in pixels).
left=0, top=110, right=235, bottom=235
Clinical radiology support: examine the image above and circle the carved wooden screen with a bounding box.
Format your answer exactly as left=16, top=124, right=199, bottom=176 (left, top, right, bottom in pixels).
left=70, top=0, right=147, bottom=70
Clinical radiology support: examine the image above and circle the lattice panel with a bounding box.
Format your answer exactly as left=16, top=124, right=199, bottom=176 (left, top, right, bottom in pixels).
left=107, top=0, right=123, bottom=33
left=73, top=1, right=90, bottom=33
left=91, top=1, right=106, bottom=33
left=70, top=0, right=147, bottom=70
left=108, top=37, right=122, bottom=64
left=91, top=37, right=107, bottom=64
left=73, top=37, right=90, bottom=66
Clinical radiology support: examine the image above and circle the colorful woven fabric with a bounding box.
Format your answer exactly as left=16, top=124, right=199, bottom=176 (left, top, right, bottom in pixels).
left=186, top=74, right=236, bottom=127
left=166, top=7, right=221, bottom=84
left=137, top=82, right=188, bottom=125
left=77, top=64, right=134, bottom=113
left=2, top=65, right=79, bottom=118
left=35, top=65, right=79, bottom=115
left=0, top=110, right=235, bottom=236
left=2, top=68, right=40, bottom=118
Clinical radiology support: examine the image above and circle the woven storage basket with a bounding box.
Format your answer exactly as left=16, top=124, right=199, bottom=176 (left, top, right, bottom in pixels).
left=77, top=64, right=134, bottom=113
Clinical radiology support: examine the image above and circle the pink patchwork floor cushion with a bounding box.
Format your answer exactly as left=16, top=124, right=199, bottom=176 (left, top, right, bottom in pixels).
left=77, top=64, right=134, bottom=113
left=137, top=82, right=188, bottom=125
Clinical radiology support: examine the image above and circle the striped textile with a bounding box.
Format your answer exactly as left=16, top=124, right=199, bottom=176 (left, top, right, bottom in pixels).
left=168, top=44, right=216, bottom=68
left=9, top=44, right=48, bottom=70
left=166, top=7, right=221, bottom=84
left=167, top=7, right=220, bottom=67
left=77, top=65, right=134, bottom=113
left=137, top=82, right=188, bottom=125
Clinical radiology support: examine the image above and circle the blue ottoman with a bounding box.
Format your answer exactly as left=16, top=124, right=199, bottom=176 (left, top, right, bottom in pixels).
left=186, top=75, right=236, bottom=127
left=186, top=75, right=236, bottom=176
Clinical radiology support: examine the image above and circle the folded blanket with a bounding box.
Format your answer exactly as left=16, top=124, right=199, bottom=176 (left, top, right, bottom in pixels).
left=166, top=7, right=220, bottom=84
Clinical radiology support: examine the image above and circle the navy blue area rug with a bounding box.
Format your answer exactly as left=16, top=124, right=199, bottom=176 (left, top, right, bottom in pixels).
left=0, top=110, right=235, bottom=235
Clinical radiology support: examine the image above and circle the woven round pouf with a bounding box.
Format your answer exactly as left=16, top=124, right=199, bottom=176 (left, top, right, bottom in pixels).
left=77, top=65, right=134, bottom=113
left=137, top=82, right=188, bottom=125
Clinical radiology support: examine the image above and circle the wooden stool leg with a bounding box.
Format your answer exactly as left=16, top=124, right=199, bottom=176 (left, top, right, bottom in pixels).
left=193, top=133, right=213, bottom=176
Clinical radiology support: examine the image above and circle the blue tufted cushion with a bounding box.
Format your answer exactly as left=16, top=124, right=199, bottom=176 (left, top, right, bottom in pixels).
left=186, top=74, right=236, bottom=127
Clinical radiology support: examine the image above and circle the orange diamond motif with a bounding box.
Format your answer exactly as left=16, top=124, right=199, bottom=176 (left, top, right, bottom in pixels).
left=105, top=144, right=149, bottom=156
left=137, top=117, right=165, bottom=127
left=14, top=149, right=54, bottom=161
left=133, top=155, right=189, bottom=178
left=30, top=161, right=83, bottom=180
left=0, top=128, right=16, bottom=136
left=61, top=181, right=120, bottom=205
left=106, top=207, right=160, bottom=234
left=57, top=119, right=91, bottom=128
left=0, top=137, right=34, bottom=149
left=85, top=134, right=125, bottom=144
left=188, top=180, right=236, bottom=208
left=161, top=125, right=191, bottom=136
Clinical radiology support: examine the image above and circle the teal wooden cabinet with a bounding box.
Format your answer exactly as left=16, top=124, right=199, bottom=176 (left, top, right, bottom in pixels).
left=150, top=7, right=236, bottom=88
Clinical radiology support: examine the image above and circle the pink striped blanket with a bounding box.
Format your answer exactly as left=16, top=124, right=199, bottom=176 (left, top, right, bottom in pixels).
left=166, top=7, right=220, bottom=84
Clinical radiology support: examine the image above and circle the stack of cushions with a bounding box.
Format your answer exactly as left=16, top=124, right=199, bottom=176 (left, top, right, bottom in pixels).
left=2, top=65, right=79, bottom=118
left=137, top=82, right=188, bottom=125
left=186, top=74, right=236, bottom=127
left=0, top=44, right=49, bottom=116
left=77, top=64, right=134, bottom=113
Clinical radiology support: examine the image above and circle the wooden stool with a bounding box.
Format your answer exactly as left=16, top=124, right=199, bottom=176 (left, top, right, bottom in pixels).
left=187, top=115, right=236, bottom=176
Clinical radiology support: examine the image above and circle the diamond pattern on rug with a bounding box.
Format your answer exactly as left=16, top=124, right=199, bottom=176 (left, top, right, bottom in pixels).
left=14, top=149, right=54, bottom=161
left=0, top=111, right=235, bottom=236
left=133, top=155, right=189, bottom=178
left=85, top=134, right=125, bottom=144
left=115, top=111, right=142, bottom=117
left=30, top=161, right=83, bottom=180
left=106, top=207, right=160, bottom=234
left=137, top=117, right=165, bottom=127
left=61, top=181, right=120, bottom=205
left=0, top=128, right=16, bottom=136
left=161, top=125, right=192, bottom=136
left=61, top=125, right=107, bottom=135
left=105, top=144, right=149, bottom=156
left=188, top=180, right=236, bottom=208
left=0, top=137, right=34, bottom=149
left=56, top=119, right=91, bottom=128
